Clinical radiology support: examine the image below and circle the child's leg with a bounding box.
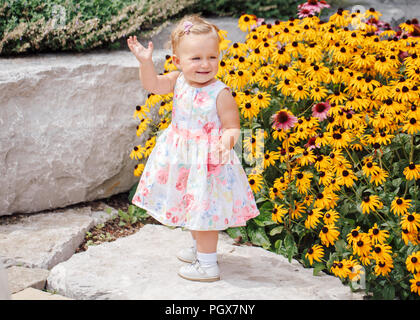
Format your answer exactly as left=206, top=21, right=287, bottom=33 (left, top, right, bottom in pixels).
left=195, top=231, right=219, bottom=267
left=195, top=231, right=218, bottom=253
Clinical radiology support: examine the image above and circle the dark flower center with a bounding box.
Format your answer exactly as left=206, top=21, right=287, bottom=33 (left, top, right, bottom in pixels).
left=276, top=111, right=289, bottom=123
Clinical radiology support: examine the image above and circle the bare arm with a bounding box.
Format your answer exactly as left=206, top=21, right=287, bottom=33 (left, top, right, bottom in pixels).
left=127, top=35, right=180, bottom=95
left=139, top=61, right=180, bottom=95
left=216, top=88, right=241, bottom=152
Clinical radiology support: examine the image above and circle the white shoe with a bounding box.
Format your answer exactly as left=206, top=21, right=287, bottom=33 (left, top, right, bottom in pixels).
left=176, top=246, right=197, bottom=263
left=178, top=259, right=220, bottom=282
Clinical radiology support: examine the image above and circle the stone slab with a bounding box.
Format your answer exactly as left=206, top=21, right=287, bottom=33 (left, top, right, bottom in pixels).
left=0, top=204, right=118, bottom=270
left=7, top=266, right=50, bottom=294
left=11, top=287, right=72, bottom=300
left=47, top=224, right=364, bottom=300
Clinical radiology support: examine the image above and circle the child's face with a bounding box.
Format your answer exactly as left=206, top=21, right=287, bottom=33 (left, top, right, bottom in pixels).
left=172, top=33, right=220, bottom=87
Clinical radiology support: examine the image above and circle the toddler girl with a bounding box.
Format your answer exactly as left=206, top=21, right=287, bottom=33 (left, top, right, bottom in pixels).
left=128, top=14, right=260, bottom=282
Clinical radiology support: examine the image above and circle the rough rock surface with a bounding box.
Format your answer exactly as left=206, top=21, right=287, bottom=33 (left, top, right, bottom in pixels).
left=7, top=266, right=50, bottom=294
left=0, top=204, right=118, bottom=269
left=47, top=224, right=364, bottom=300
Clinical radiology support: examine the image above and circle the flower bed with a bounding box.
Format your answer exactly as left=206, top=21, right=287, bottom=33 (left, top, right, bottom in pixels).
left=131, top=2, right=420, bottom=299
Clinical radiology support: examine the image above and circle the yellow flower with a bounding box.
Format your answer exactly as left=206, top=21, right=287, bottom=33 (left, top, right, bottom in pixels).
left=331, top=260, right=351, bottom=279
left=247, top=174, right=264, bottom=193
left=360, top=194, right=383, bottom=214
left=323, top=209, right=340, bottom=225
left=370, top=168, right=389, bottom=186
left=403, top=116, right=420, bottom=135
left=251, top=91, right=271, bottom=110
left=404, top=162, right=420, bottom=180
left=272, top=204, right=288, bottom=223
left=409, top=274, right=420, bottom=296
left=391, top=197, right=412, bottom=216
left=305, top=244, right=324, bottom=266
left=401, top=212, right=420, bottom=233
left=371, top=244, right=393, bottom=263
left=352, top=233, right=372, bottom=257
left=291, top=200, right=306, bottom=220
left=374, top=259, right=394, bottom=277
left=368, top=223, right=389, bottom=245
left=304, top=208, right=323, bottom=229
left=319, top=224, right=340, bottom=247
left=295, top=171, right=313, bottom=195
left=406, top=251, right=420, bottom=273
left=227, top=42, right=248, bottom=56
left=238, top=14, right=257, bottom=32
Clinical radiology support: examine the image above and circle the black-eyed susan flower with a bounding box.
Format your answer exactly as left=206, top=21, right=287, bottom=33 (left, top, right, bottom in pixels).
left=401, top=212, right=420, bottom=233
left=370, top=168, right=389, bottom=186
left=291, top=200, right=306, bottom=220
left=305, top=244, right=324, bottom=266
left=322, top=209, right=340, bottom=224
left=362, top=160, right=381, bottom=177
left=319, top=224, right=340, bottom=247
left=404, top=162, right=420, bottom=180
left=391, top=197, right=412, bottom=216
left=295, top=171, right=313, bottom=195
left=133, top=162, right=145, bottom=177
left=352, top=233, right=372, bottom=258
left=371, top=244, right=393, bottom=263
left=263, top=150, right=280, bottom=169
left=252, top=91, right=271, bottom=110
left=239, top=100, right=260, bottom=120
left=403, top=116, right=420, bottom=134
left=368, top=223, right=390, bottom=245
left=227, top=42, right=248, bottom=57
left=331, top=260, right=351, bottom=279
left=238, top=14, right=257, bottom=32
left=374, top=259, right=394, bottom=277
left=336, top=169, right=357, bottom=188
left=347, top=226, right=362, bottom=246
left=305, top=208, right=323, bottom=229
left=272, top=203, right=288, bottom=223
left=248, top=173, right=264, bottom=193
left=360, top=194, right=383, bottom=214
left=406, top=251, right=420, bottom=273
left=409, top=274, right=420, bottom=296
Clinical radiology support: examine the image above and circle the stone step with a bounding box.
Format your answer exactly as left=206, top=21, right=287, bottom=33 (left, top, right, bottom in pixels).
left=46, top=224, right=365, bottom=300
left=11, top=287, right=73, bottom=300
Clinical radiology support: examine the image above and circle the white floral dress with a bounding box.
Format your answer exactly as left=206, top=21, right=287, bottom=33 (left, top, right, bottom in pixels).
left=131, top=72, right=260, bottom=230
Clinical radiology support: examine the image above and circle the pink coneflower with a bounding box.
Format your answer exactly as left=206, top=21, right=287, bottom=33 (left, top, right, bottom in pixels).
left=271, top=109, right=298, bottom=131
left=298, top=0, right=330, bottom=17
left=312, top=101, right=331, bottom=120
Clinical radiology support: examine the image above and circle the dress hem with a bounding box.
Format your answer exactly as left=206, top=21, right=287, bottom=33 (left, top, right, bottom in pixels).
left=131, top=199, right=258, bottom=231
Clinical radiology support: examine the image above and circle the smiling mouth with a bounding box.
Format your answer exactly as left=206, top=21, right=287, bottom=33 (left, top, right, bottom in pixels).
left=197, top=71, right=210, bottom=74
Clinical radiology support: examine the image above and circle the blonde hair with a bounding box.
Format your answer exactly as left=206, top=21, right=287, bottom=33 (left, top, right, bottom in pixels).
left=169, top=14, right=221, bottom=55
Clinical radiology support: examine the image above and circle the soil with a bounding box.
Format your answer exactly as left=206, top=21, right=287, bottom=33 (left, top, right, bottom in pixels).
left=74, top=192, right=161, bottom=253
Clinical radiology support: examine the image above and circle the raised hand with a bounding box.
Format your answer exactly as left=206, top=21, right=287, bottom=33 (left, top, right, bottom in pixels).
left=127, top=35, right=153, bottom=64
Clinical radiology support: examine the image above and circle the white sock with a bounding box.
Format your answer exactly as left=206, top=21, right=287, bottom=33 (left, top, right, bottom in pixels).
left=197, top=251, right=218, bottom=267
left=192, top=239, right=197, bottom=251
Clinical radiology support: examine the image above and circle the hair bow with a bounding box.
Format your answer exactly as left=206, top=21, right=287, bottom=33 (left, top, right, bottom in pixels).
left=183, top=21, right=193, bottom=34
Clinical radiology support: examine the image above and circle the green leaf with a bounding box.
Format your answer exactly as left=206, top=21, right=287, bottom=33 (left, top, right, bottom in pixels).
left=382, top=286, right=395, bottom=300
left=313, top=263, right=326, bottom=276
left=247, top=224, right=271, bottom=249
left=269, top=225, right=284, bottom=236
left=226, top=226, right=249, bottom=242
